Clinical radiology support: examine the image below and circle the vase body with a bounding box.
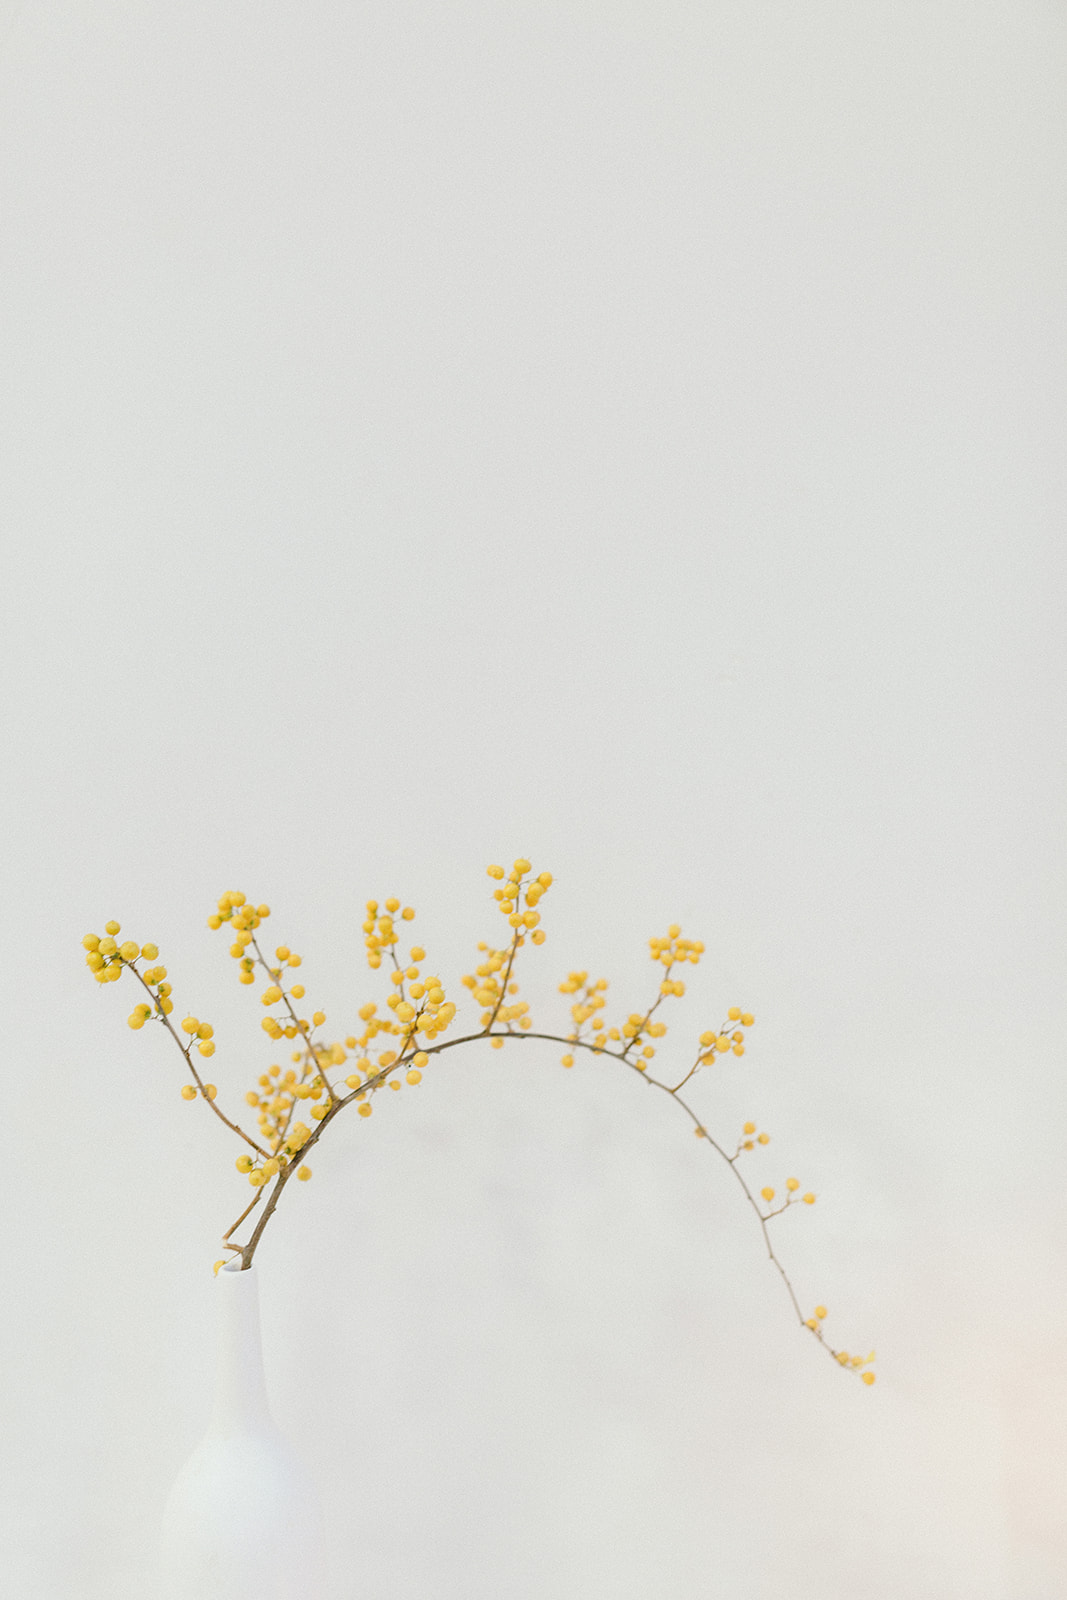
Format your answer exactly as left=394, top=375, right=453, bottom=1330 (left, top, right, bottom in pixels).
left=158, top=1263, right=326, bottom=1600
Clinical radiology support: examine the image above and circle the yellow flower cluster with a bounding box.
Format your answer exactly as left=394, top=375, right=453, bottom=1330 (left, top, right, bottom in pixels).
left=457, top=862, right=552, bottom=1044
left=759, top=1177, right=816, bottom=1208
left=734, top=1119, right=772, bottom=1154
left=83, top=925, right=174, bottom=1024
left=559, top=971, right=608, bottom=1029
left=207, top=891, right=285, bottom=996
left=801, top=1306, right=876, bottom=1383
left=484, top=860, right=550, bottom=944
left=690, top=1007, right=755, bottom=1070
left=233, top=1118, right=312, bottom=1187
left=363, top=897, right=415, bottom=969
left=649, top=925, right=704, bottom=995
left=463, top=943, right=531, bottom=1033
left=558, top=970, right=669, bottom=1068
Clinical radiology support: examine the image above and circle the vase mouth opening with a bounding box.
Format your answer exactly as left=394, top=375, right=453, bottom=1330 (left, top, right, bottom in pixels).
left=221, top=1260, right=253, bottom=1275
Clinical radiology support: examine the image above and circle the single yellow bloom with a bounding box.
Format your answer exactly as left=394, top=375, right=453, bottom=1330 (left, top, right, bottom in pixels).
left=181, top=1085, right=197, bottom=1100
left=761, top=1187, right=775, bottom=1201
left=297, top=1166, right=312, bottom=1181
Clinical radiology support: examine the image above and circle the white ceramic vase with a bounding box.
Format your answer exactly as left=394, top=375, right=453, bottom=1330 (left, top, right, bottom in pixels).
left=158, top=1262, right=327, bottom=1600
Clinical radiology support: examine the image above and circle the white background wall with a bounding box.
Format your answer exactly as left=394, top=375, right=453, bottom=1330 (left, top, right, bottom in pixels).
left=1, top=3, right=1064, bottom=1596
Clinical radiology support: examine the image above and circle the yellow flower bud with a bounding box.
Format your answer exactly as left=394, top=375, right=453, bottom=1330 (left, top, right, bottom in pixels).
left=198, top=1040, right=215, bottom=1057
left=814, top=1306, right=827, bottom=1320
left=357, top=1103, right=372, bottom=1118
left=104, top=920, right=121, bottom=936
left=297, top=1165, right=312, bottom=1181
left=119, top=941, right=139, bottom=961
left=181, top=1085, right=197, bottom=1100
left=202, top=1084, right=217, bottom=1100
left=181, top=1017, right=199, bottom=1035
left=236, top=1155, right=253, bottom=1172
left=82, top=934, right=100, bottom=951
left=761, top=1187, right=775, bottom=1202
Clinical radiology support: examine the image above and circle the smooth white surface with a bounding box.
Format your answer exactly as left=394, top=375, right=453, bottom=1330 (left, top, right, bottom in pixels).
left=0, top=3, right=1064, bottom=1598
left=159, top=1264, right=326, bottom=1600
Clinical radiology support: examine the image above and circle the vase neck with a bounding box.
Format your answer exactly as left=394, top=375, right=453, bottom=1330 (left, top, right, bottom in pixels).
left=210, top=1264, right=274, bottom=1434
